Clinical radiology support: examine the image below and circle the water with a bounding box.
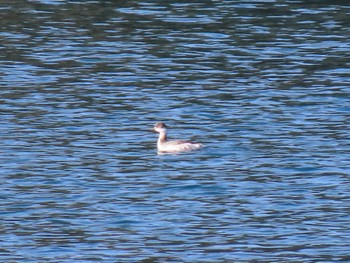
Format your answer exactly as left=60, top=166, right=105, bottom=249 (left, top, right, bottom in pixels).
left=1, top=0, right=350, bottom=262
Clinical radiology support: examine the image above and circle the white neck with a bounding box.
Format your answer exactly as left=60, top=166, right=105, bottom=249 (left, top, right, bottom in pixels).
left=157, top=129, right=167, bottom=143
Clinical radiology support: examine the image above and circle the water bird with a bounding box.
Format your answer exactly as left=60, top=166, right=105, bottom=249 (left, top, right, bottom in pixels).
left=154, top=122, right=203, bottom=153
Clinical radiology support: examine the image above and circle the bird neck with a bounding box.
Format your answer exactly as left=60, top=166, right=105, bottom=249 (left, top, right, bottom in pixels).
left=158, top=130, right=167, bottom=143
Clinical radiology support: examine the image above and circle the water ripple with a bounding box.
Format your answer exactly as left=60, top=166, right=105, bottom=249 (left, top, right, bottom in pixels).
left=1, top=1, right=350, bottom=262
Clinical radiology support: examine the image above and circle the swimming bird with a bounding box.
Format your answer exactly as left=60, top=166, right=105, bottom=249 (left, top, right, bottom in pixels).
left=154, top=122, right=203, bottom=153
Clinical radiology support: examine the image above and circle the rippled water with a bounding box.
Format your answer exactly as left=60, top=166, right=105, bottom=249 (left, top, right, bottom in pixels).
left=1, top=0, right=350, bottom=262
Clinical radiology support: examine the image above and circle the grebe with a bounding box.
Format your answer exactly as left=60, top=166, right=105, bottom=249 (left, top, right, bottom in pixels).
left=154, top=122, right=203, bottom=153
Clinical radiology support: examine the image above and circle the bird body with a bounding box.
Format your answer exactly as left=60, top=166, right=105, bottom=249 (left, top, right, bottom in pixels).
left=154, top=122, right=203, bottom=153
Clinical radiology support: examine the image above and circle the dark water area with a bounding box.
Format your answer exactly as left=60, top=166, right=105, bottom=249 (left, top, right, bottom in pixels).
left=1, top=0, right=350, bottom=262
